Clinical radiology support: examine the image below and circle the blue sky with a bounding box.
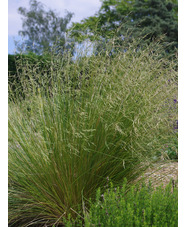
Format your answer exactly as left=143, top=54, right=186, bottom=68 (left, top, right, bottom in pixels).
left=8, top=0, right=102, bottom=54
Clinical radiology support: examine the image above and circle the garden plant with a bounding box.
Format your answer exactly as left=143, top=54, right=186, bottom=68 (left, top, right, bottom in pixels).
left=8, top=37, right=177, bottom=226
left=64, top=178, right=178, bottom=226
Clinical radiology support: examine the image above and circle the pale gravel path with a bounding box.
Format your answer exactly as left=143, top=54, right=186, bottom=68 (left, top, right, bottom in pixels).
left=133, top=161, right=178, bottom=189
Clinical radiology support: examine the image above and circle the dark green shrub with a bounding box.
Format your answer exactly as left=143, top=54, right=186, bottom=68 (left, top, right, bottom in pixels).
left=8, top=52, right=51, bottom=74
left=8, top=53, right=52, bottom=101
left=8, top=55, right=17, bottom=74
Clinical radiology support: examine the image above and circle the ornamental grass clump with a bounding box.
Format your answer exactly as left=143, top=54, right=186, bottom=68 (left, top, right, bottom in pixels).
left=8, top=38, right=177, bottom=226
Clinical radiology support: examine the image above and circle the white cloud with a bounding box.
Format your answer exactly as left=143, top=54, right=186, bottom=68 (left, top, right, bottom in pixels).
left=8, top=0, right=102, bottom=36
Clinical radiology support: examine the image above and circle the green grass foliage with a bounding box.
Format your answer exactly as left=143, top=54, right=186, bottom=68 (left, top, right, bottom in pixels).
left=65, top=179, right=178, bottom=226
left=8, top=39, right=177, bottom=226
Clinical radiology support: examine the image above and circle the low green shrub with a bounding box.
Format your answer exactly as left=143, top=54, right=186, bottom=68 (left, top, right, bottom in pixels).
left=65, top=179, right=178, bottom=226
left=8, top=38, right=177, bottom=226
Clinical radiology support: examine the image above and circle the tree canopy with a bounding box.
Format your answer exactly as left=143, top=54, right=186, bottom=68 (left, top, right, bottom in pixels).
left=17, top=0, right=74, bottom=54
left=70, top=0, right=177, bottom=55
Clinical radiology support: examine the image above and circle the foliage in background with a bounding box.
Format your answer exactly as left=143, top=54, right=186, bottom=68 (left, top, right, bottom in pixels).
left=156, top=133, right=178, bottom=161
left=124, top=0, right=178, bottom=54
left=166, top=0, right=178, bottom=19
left=64, top=179, right=178, bottom=226
left=17, top=0, right=74, bottom=54
left=8, top=53, right=52, bottom=101
left=70, top=0, right=177, bottom=56
left=8, top=38, right=177, bottom=226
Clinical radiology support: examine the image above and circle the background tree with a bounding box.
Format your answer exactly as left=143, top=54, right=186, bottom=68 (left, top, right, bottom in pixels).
left=122, top=0, right=178, bottom=54
left=70, top=0, right=177, bottom=56
left=17, top=0, right=74, bottom=54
